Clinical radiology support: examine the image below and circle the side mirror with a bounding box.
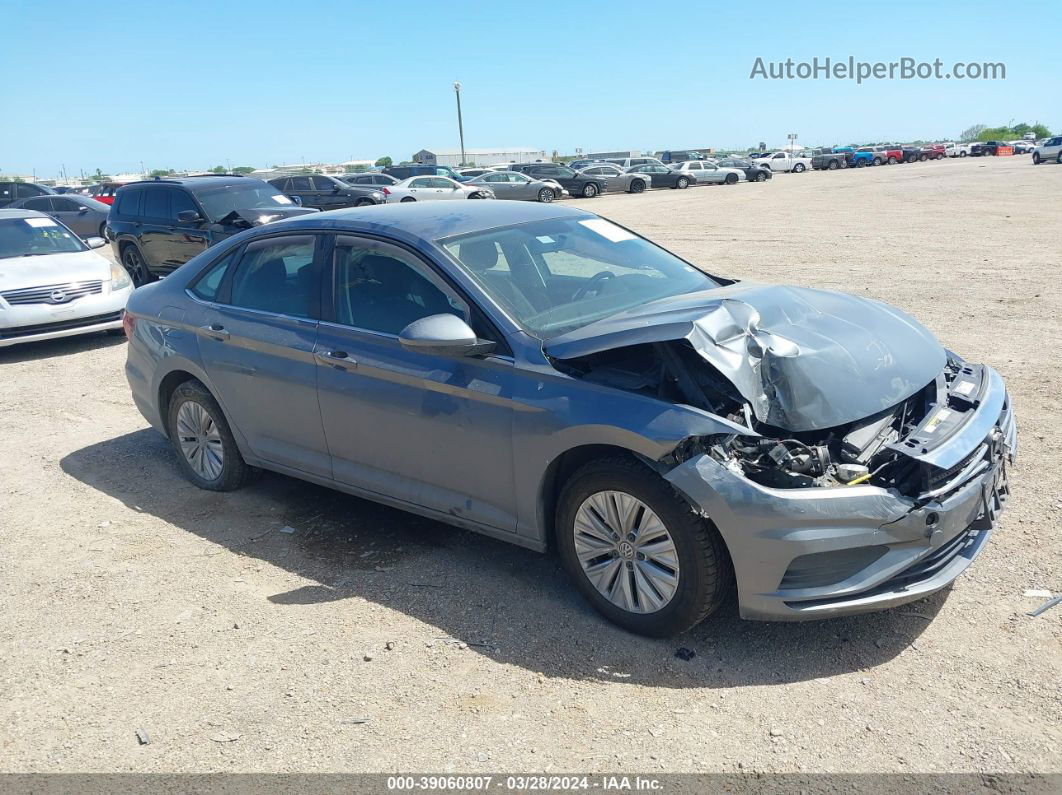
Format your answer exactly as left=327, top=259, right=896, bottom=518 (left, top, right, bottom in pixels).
left=332, top=185, right=341, bottom=193
left=78, top=206, right=89, bottom=214
left=290, top=195, right=303, bottom=206
left=399, top=314, right=495, bottom=358
left=177, top=210, right=203, bottom=223
left=85, top=236, right=107, bottom=249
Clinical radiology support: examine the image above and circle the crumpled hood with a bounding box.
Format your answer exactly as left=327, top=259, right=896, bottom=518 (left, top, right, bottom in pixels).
left=0, top=249, right=112, bottom=292
left=545, top=283, right=947, bottom=432
left=220, top=206, right=318, bottom=227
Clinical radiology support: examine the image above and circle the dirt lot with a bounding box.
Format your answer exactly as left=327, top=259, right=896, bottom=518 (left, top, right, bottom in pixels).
left=1, top=156, right=1059, bottom=775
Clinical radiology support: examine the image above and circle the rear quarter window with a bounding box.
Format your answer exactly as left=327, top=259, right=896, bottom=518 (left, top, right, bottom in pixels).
left=115, top=189, right=144, bottom=217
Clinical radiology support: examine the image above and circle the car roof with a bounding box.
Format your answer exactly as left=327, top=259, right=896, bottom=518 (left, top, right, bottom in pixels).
left=268, top=200, right=594, bottom=244
left=121, top=176, right=259, bottom=190
left=0, top=208, right=49, bottom=220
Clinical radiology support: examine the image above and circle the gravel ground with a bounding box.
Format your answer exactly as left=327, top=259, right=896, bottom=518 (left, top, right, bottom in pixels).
left=1, top=155, right=1059, bottom=775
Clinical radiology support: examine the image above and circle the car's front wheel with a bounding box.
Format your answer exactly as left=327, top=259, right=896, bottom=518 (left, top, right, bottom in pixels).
left=724, top=173, right=738, bottom=184
left=755, top=171, right=767, bottom=182
left=400, top=197, right=416, bottom=203
left=557, top=457, right=732, bottom=637
left=538, top=187, right=555, bottom=203
left=167, top=380, right=256, bottom=491
left=355, top=198, right=374, bottom=207
left=581, top=182, right=599, bottom=198
left=629, top=178, right=646, bottom=193
left=793, top=163, right=806, bottom=172
left=676, top=176, right=690, bottom=189
left=121, top=244, right=153, bottom=287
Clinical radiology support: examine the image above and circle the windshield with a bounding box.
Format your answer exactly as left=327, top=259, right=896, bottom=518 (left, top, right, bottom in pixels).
left=0, top=216, right=85, bottom=260
left=196, top=183, right=293, bottom=222
left=441, top=217, right=719, bottom=337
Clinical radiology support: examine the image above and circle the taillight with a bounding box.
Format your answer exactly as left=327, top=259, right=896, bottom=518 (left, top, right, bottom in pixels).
left=122, top=311, right=136, bottom=340
left=381, top=187, right=390, bottom=195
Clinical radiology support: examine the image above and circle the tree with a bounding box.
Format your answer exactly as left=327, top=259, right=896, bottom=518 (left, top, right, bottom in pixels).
left=211, top=165, right=226, bottom=174
left=149, top=169, right=175, bottom=177
left=232, top=166, right=255, bottom=175
left=375, top=156, right=392, bottom=167
left=960, top=124, right=987, bottom=142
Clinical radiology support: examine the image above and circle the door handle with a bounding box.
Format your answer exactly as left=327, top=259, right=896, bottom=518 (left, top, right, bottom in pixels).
left=315, top=350, right=356, bottom=369
left=199, top=323, right=229, bottom=341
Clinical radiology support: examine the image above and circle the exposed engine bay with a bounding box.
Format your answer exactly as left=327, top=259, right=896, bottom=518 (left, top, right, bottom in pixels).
left=555, top=340, right=990, bottom=498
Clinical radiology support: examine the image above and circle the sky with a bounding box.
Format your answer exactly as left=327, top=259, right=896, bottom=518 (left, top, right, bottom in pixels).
left=2, top=0, right=1059, bottom=179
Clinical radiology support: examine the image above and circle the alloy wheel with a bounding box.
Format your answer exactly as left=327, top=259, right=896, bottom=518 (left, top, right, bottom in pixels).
left=573, top=490, right=680, bottom=614
left=122, top=247, right=148, bottom=286
left=176, top=400, right=224, bottom=481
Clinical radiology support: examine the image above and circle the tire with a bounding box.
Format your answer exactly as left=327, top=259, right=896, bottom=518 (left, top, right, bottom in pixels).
left=856, top=159, right=866, bottom=168
left=1057, top=153, right=1062, bottom=165
left=887, top=157, right=897, bottom=165
left=793, top=163, right=806, bottom=173
left=755, top=172, right=767, bottom=182
left=354, top=198, right=374, bottom=207
left=919, top=154, right=928, bottom=161
left=629, top=179, right=646, bottom=193
left=400, top=197, right=416, bottom=203
left=581, top=182, right=599, bottom=198
left=936, top=153, right=944, bottom=160
left=468, top=192, right=485, bottom=199
left=166, top=380, right=257, bottom=492
left=556, top=457, right=732, bottom=637
left=120, top=244, right=153, bottom=287
left=98, top=222, right=107, bottom=239
left=827, top=160, right=839, bottom=170
left=873, top=158, right=883, bottom=166
left=959, top=151, right=967, bottom=157
left=538, top=187, right=555, bottom=202
left=724, top=173, right=738, bottom=185
left=840, top=159, right=849, bottom=169
left=676, top=176, right=690, bottom=189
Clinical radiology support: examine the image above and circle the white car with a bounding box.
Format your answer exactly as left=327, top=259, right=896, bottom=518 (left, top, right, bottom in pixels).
left=944, top=142, right=972, bottom=157
left=0, top=209, right=132, bottom=347
left=759, top=151, right=812, bottom=172
left=1032, top=136, right=1062, bottom=165
left=385, top=176, right=495, bottom=203
left=672, top=160, right=746, bottom=185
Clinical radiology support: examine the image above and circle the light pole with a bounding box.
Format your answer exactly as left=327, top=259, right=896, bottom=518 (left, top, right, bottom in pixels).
left=453, top=81, right=466, bottom=166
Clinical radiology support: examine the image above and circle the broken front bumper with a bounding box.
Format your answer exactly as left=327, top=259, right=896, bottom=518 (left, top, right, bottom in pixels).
left=665, top=366, right=1016, bottom=621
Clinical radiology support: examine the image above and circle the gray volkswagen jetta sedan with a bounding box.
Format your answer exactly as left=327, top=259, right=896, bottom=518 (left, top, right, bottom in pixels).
left=123, top=202, right=1016, bottom=636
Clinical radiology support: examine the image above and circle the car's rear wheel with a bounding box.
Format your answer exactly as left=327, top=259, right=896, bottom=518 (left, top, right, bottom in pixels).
left=676, top=176, right=690, bottom=189
left=121, top=244, right=152, bottom=287
left=167, top=380, right=256, bottom=492
left=1057, top=153, right=1062, bottom=164
left=793, top=163, right=806, bottom=172
left=919, top=153, right=928, bottom=161
left=557, top=457, right=732, bottom=637
left=629, top=178, right=646, bottom=193
left=98, top=222, right=107, bottom=239
left=725, top=173, right=738, bottom=184
left=887, top=157, right=897, bottom=164
left=959, top=150, right=967, bottom=157
left=827, top=160, right=839, bottom=170
left=400, top=197, right=416, bottom=203
left=856, top=160, right=866, bottom=168
left=355, top=198, right=374, bottom=207
left=538, top=187, right=555, bottom=203
left=755, top=171, right=767, bottom=182
left=581, top=182, right=599, bottom=198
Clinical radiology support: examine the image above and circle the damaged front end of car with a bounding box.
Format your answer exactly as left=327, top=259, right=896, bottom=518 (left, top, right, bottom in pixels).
left=547, top=284, right=1017, bottom=620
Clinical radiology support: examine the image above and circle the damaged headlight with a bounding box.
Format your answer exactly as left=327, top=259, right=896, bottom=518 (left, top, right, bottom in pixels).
left=693, top=434, right=872, bottom=489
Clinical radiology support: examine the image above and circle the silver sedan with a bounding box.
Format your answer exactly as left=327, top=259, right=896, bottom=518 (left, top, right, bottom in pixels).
left=577, top=164, right=652, bottom=193
left=464, top=171, right=567, bottom=202
left=384, top=176, right=495, bottom=203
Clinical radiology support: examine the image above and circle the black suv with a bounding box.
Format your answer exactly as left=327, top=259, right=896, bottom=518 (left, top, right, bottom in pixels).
left=383, top=164, right=467, bottom=181
left=268, top=174, right=386, bottom=210
left=108, top=176, right=316, bottom=286
left=0, top=181, right=54, bottom=208
left=508, top=163, right=607, bottom=198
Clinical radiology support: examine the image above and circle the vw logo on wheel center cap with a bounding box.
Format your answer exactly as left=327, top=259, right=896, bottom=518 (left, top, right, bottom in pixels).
left=618, top=540, right=636, bottom=559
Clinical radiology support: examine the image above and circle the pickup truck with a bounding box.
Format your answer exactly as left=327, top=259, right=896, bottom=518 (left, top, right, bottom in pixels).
left=901, top=147, right=923, bottom=163
left=971, top=141, right=1007, bottom=156
left=760, top=151, right=812, bottom=173
left=876, top=146, right=903, bottom=164
left=810, top=148, right=852, bottom=170
left=919, top=144, right=946, bottom=160
left=944, top=142, right=972, bottom=158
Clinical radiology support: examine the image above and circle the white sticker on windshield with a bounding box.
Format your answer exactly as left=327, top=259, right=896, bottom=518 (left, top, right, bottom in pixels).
left=535, top=236, right=555, bottom=244
left=24, top=217, right=57, bottom=227
left=272, top=194, right=292, bottom=204
left=578, top=218, right=635, bottom=243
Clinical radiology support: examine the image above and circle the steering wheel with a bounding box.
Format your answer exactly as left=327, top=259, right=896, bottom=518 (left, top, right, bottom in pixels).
left=573, top=271, right=616, bottom=301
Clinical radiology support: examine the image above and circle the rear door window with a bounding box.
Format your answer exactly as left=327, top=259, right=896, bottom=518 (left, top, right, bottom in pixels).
left=228, top=235, right=319, bottom=318
left=143, top=189, right=169, bottom=220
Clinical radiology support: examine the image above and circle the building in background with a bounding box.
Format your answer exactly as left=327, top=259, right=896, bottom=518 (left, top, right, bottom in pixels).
left=584, top=150, right=641, bottom=160
left=413, top=148, right=546, bottom=167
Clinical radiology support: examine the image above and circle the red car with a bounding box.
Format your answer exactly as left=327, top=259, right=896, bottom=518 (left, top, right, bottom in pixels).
left=919, top=145, right=946, bottom=161
left=87, top=182, right=127, bottom=205
left=878, top=146, right=903, bottom=164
